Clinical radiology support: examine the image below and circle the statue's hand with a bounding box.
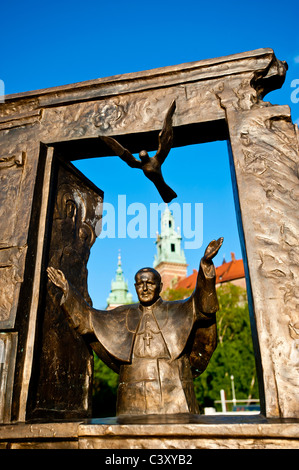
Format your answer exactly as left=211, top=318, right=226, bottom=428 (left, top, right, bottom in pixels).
left=203, top=237, right=224, bottom=263
left=47, top=266, right=68, bottom=294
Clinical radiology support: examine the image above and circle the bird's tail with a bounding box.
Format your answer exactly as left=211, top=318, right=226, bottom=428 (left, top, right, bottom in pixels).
left=155, top=181, right=177, bottom=203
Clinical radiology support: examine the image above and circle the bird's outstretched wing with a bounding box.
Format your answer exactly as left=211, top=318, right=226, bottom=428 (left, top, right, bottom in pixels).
left=155, top=99, right=176, bottom=164
left=99, top=136, right=142, bottom=169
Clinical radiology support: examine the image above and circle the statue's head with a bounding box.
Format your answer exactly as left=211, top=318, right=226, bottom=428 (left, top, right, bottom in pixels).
left=134, top=267, right=163, bottom=306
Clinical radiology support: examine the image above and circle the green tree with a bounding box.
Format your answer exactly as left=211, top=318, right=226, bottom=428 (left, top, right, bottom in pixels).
left=193, top=283, right=259, bottom=412
left=92, top=354, right=118, bottom=417
left=162, top=287, right=193, bottom=301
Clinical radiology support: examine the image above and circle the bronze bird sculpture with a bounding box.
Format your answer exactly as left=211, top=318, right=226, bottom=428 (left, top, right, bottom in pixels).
left=99, top=100, right=177, bottom=203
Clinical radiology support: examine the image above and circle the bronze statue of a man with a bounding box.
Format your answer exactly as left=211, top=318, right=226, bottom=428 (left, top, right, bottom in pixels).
left=47, top=237, right=223, bottom=416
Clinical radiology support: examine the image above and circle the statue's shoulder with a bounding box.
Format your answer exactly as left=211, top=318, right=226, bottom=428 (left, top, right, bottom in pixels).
left=91, top=302, right=140, bottom=363
left=162, top=296, right=192, bottom=311
left=106, top=302, right=141, bottom=333
left=110, top=302, right=139, bottom=313
left=125, top=303, right=141, bottom=332
left=156, top=297, right=195, bottom=360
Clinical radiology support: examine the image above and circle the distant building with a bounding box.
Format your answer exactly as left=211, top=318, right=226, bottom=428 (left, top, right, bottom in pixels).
left=106, top=252, right=133, bottom=309
left=153, top=205, right=188, bottom=291
left=215, top=253, right=246, bottom=289
left=175, top=252, right=246, bottom=291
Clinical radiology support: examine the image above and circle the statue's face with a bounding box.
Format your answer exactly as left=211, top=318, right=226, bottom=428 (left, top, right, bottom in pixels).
left=135, top=270, right=162, bottom=306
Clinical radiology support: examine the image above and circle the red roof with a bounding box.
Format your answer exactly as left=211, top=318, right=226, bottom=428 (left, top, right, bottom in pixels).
left=175, top=253, right=245, bottom=290
left=176, top=269, right=198, bottom=290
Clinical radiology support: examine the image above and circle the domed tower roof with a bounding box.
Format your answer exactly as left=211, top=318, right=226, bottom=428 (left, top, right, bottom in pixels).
left=153, top=205, right=188, bottom=291
left=106, top=251, right=133, bottom=309
left=153, top=204, right=187, bottom=267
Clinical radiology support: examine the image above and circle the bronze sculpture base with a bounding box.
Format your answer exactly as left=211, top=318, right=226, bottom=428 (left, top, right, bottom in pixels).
left=1, top=415, right=299, bottom=449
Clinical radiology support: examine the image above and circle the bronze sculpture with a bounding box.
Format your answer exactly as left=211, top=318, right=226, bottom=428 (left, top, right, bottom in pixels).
left=47, top=237, right=223, bottom=416
left=100, top=100, right=177, bottom=203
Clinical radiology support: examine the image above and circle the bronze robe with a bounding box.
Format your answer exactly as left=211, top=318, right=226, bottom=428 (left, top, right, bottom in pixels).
left=60, top=260, right=218, bottom=415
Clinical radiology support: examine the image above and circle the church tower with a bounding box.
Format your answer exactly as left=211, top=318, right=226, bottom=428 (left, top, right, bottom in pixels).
left=153, top=205, right=188, bottom=291
left=106, top=252, right=133, bottom=309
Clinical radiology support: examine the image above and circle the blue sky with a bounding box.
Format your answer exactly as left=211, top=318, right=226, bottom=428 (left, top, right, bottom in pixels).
left=1, top=0, right=298, bottom=308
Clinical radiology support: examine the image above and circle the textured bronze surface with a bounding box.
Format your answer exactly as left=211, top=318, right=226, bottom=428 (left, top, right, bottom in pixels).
left=27, top=160, right=103, bottom=420
left=1, top=416, right=299, bottom=449
left=0, top=332, right=18, bottom=422
left=0, top=48, right=298, bottom=423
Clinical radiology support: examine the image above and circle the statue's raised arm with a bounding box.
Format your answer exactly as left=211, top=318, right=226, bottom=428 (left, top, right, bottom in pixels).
left=188, top=237, right=223, bottom=378
left=203, top=237, right=224, bottom=264
left=190, top=237, right=223, bottom=316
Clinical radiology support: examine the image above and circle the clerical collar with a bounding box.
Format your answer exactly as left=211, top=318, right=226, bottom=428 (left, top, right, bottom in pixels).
left=138, top=297, right=163, bottom=312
